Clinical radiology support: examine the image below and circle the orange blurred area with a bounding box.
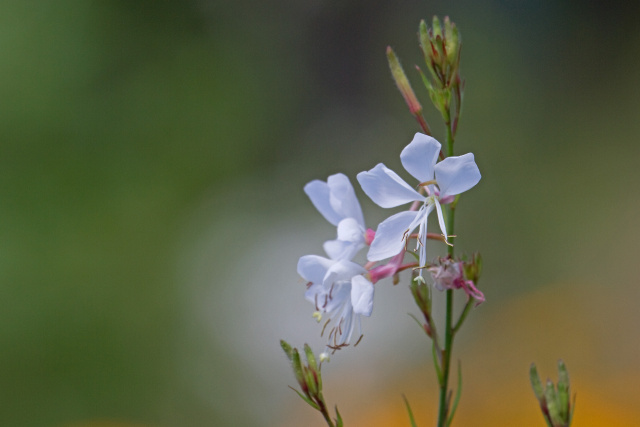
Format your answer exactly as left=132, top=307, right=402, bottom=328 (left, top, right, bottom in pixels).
left=283, top=281, right=640, bottom=426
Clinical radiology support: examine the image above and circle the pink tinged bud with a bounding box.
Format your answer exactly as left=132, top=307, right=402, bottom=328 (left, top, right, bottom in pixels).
left=368, top=252, right=403, bottom=284
left=386, top=46, right=422, bottom=116
left=364, top=228, right=376, bottom=246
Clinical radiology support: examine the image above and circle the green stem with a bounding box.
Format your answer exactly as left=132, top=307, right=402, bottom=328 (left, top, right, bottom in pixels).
left=452, top=298, right=474, bottom=335
left=437, top=121, right=457, bottom=427
left=318, top=398, right=336, bottom=427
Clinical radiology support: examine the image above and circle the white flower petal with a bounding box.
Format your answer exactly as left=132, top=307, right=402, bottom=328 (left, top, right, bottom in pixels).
left=323, top=239, right=362, bottom=261
left=367, top=210, right=422, bottom=261
left=433, top=198, right=448, bottom=241
left=297, top=255, right=334, bottom=284
left=304, top=282, right=325, bottom=305
left=336, top=218, right=364, bottom=243
left=434, top=153, right=481, bottom=198
left=357, top=163, right=424, bottom=208
left=323, top=260, right=366, bottom=286
left=351, top=275, right=374, bottom=316
left=323, top=239, right=351, bottom=260
left=327, top=173, right=365, bottom=228
left=304, top=180, right=342, bottom=226
left=400, top=133, right=441, bottom=183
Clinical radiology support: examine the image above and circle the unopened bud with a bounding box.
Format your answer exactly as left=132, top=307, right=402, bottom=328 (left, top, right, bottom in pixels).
left=418, top=15, right=462, bottom=90
left=387, top=46, right=423, bottom=116
left=529, top=363, right=544, bottom=400
left=280, top=339, right=294, bottom=361
left=292, top=349, right=307, bottom=392
left=530, top=360, right=574, bottom=427
left=304, top=344, right=317, bottom=372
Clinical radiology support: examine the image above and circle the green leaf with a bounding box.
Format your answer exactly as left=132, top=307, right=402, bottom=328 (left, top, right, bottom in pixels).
left=335, top=405, right=344, bottom=427
left=289, top=386, right=319, bottom=410
left=446, top=361, right=463, bottom=427
left=402, top=395, right=418, bottom=427
left=408, top=313, right=427, bottom=335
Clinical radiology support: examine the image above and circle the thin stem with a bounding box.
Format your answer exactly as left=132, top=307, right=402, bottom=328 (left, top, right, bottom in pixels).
left=452, top=298, right=474, bottom=334
left=437, top=122, right=457, bottom=427
left=317, top=398, right=336, bottom=427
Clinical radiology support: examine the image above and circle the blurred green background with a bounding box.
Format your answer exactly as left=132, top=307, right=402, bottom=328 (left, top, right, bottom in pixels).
left=1, top=1, right=639, bottom=426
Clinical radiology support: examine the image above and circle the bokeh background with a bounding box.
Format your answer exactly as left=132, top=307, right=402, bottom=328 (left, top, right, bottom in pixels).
left=1, top=1, right=639, bottom=426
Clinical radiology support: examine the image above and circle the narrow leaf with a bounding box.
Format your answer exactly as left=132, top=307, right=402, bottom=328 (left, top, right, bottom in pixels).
left=446, top=361, right=463, bottom=427
left=289, top=386, right=319, bottom=410
left=402, top=395, right=418, bottom=427
left=335, top=405, right=344, bottom=427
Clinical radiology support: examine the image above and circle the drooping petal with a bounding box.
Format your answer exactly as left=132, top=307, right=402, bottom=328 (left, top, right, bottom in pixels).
left=327, top=173, right=365, bottom=228
left=462, top=280, right=485, bottom=306
left=434, top=153, right=481, bottom=198
left=304, top=180, right=342, bottom=226
left=351, top=275, right=374, bottom=316
left=433, top=198, right=448, bottom=241
left=297, top=255, right=334, bottom=284
left=367, top=210, right=422, bottom=261
left=413, top=203, right=433, bottom=269
left=400, top=133, right=441, bottom=183
left=357, top=163, right=424, bottom=208
left=323, top=260, right=366, bottom=287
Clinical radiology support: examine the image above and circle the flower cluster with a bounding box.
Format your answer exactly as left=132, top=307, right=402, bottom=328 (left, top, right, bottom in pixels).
left=298, top=132, right=482, bottom=352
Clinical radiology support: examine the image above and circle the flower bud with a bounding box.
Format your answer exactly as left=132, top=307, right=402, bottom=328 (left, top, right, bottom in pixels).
left=291, top=349, right=307, bottom=392
left=280, top=339, right=294, bottom=361
left=529, top=363, right=544, bottom=400
left=304, top=344, right=318, bottom=373
left=530, top=360, right=574, bottom=427
left=387, top=46, right=423, bottom=116
left=418, top=16, right=462, bottom=90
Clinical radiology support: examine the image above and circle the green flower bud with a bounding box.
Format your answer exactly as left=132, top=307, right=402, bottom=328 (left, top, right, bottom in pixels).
left=291, top=349, right=307, bottom=393
left=280, top=339, right=294, bottom=361
left=557, top=360, right=570, bottom=422
left=387, top=46, right=423, bottom=116
left=304, top=343, right=317, bottom=372
left=529, top=363, right=545, bottom=400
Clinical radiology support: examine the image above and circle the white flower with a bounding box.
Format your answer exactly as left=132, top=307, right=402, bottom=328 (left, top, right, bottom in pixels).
left=357, top=133, right=481, bottom=273
left=297, top=254, right=374, bottom=349
left=304, top=173, right=367, bottom=261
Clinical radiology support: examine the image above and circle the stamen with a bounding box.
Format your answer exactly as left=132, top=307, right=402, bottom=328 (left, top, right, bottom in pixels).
left=442, top=234, right=454, bottom=247
left=312, top=311, right=322, bottom=322
left=354, top=334, right=364, bottom=347
left=321, top=319, right=330, bottom=336
left=418, top=179, right=437, bottom=188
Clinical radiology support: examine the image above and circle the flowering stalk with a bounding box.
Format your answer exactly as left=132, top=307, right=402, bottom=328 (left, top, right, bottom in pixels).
left=387, top=16, right=478, bottom=426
